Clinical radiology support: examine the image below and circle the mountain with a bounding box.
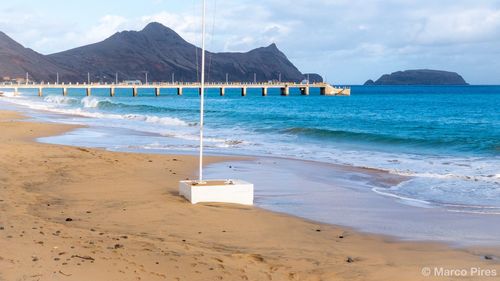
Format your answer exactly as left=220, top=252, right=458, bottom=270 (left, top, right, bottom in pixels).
left=0, top=32, right=78, bottom=82
left=364, top=69, right=468, bottom=85
left=303, top=73, right=323, bottom=83
left=48, top=22, right=305, bottom=83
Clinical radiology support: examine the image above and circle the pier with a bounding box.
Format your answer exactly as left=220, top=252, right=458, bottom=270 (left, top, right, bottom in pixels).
left=0, top=82, right=350, bottom=97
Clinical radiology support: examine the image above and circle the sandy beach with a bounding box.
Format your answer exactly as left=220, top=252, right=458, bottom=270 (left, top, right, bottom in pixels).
left=0, top=109, right=499, bottom=281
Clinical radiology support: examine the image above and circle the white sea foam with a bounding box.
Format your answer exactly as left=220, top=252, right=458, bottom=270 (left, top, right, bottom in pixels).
left=389, top=171, right=500, bottom=185
left=137, top=115, right=188, bottom=126
left=1, top=91, right=18, bottom=98
left=44, top=95, right=75, bottom=105
left=81, top=96, right=101, bottom=108
left=1, top=94, right=190, bottom=128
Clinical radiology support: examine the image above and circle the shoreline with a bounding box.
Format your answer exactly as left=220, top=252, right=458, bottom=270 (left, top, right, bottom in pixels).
left=1, top=109, right=500, bottom=280
left=2, top=99, right=500, bottom=246
left=2, top=98, right=500, bottom=244
left=204, top=157, right=500, bottom=247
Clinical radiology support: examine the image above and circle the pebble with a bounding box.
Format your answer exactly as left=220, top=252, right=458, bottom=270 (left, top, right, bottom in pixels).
left=65, top=218, right=73, bottom=222
left=346, top=257, right=354, bottom=263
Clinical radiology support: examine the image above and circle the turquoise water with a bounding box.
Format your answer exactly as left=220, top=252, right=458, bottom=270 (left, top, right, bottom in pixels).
left=2, top=85, right=499, bottom=214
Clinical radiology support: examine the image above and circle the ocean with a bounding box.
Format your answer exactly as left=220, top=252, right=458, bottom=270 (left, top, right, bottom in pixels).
left=2, top=85, right=499, bottom=243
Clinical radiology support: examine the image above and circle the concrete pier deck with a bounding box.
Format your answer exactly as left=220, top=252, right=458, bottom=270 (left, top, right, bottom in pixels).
left=0, top=82, right=350, bottom=97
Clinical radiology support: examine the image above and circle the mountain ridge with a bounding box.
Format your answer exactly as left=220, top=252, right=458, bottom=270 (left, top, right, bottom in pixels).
left=0, top=22, right=315, bottom=83
left=0, top=31, right=79, bottom=82
left=49, top=22, right=306, bottom=82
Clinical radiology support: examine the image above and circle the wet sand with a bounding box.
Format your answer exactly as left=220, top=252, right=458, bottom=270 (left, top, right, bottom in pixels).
left=0, top=110, right=499, bottom=281
left=205, top=157, right=500, bottom=246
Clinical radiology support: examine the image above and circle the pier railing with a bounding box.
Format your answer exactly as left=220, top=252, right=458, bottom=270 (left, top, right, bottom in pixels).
left=0, top=82, right=350, bottom=96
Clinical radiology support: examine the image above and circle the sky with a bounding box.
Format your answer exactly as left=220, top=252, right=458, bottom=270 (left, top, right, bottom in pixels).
left=0, top=0, right=499, bottom=84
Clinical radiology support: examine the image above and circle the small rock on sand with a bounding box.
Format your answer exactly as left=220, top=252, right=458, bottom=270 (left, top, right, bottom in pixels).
left=346, top=257, right=354, bottom=263
left=65, top=218, right=73, bottom=222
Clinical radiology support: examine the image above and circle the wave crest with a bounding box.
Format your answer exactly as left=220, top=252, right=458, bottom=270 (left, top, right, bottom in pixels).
left=81, top=96, right=102, bottom=108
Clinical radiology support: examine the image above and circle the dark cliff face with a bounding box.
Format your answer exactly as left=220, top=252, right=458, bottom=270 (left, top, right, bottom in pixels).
left=0, top=32, right=78, bottom=82
left=47, top=22, right=305, bottom=83
left=364, top=69, right=468, bottom=85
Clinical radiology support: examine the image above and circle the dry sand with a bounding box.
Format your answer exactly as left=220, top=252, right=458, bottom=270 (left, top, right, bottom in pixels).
left=0, top=110, right=499, bottom=281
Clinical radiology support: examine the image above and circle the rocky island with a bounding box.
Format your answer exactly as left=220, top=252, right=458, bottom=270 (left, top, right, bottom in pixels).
left=365, top=69, right=468, bottom=85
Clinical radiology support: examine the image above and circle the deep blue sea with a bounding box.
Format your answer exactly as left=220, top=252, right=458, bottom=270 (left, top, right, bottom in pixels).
left=2, top=85, right=499, bottom=217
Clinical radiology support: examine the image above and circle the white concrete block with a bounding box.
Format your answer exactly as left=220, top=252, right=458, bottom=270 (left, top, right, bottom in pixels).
left=179, top=179, right=254, bottom=205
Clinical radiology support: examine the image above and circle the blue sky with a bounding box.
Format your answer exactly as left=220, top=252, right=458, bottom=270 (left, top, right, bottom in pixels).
left=1, top=0, right=499, bottom=84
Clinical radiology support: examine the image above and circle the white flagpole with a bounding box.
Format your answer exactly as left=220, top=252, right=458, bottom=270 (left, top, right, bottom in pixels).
left=199, top=0, right=206, bottom=182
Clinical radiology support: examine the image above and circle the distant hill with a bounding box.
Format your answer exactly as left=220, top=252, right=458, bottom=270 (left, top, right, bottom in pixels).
left=365, top=69, right=468, bottom=85
left=0, top=22, right=310, bottom=83
left=0, top=32, right=78, bottom=82
left=48, top=22, right=305, bottom=83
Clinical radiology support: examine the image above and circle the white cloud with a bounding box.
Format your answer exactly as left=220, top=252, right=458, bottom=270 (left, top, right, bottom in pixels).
left=412, top=8, right=500, bottom=45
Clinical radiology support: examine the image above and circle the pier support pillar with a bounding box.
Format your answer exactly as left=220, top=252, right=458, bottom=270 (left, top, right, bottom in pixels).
left=38, top=87, right=43, bottom=97
left=280, top=87, right=289, bottom=96
left=86, top=88, right=91, bottom=96
left=262, top=87, right=268, bottom=96
left=241, top=87, right=247, bottom=96
left=110, top=87, right=115, bottom=97
left=63, top=88, right=68, bottom=96
left=300, top=87, right=310, bottom=95
left=320, top=87, right=326, bottom=95
left=133, top=87, right=138, bottom=97
left=219, top=87, right=225, bottom=96
left=177, top=87, right=183, bottom=96
left=155, top=87, right=160, bottom=96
